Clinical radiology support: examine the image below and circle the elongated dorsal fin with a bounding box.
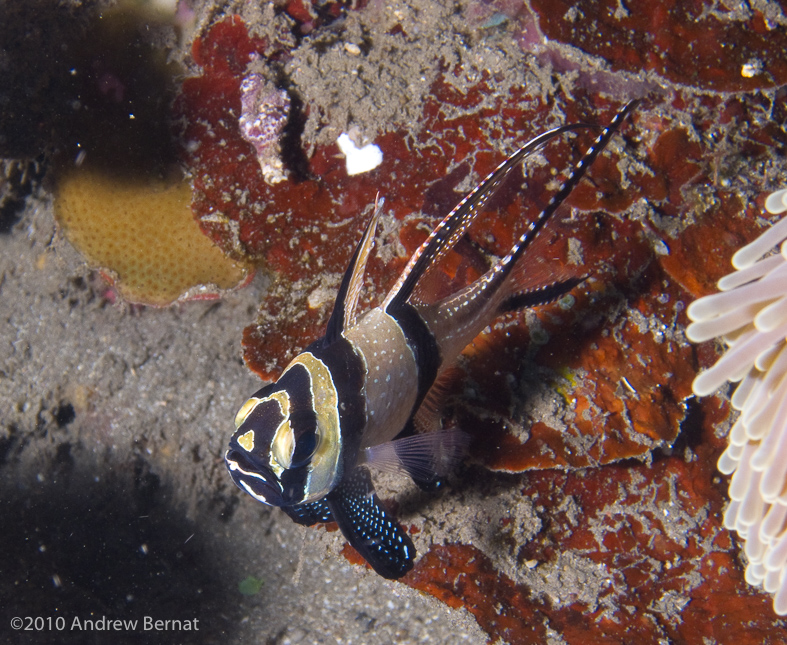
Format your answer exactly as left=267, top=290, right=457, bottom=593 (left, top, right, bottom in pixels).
left=323, top=197, right=384, bottom=345
left=382, top=123, right=592, bottom=313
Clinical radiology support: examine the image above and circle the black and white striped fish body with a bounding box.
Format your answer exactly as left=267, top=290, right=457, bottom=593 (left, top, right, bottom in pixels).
left=225, top=101, right=638, bottom=579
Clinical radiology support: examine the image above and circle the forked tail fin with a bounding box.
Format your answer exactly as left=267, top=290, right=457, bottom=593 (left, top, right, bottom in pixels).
left=383, top=123, right=594, bottom=314
left=490, top=100, right=639, bottom=313
left=418, top=101, right=639, bottom=359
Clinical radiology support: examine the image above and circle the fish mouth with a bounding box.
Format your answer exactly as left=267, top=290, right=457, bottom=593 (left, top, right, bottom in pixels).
left=224, top=449, right=284, bottom=506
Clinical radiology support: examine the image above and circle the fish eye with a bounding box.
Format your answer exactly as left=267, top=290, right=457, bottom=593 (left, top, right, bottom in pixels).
left=290, top=432, right=318, bottom=468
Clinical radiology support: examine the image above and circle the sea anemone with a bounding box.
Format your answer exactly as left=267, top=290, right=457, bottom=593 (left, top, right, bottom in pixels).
left=687, top=188, right=787, bottom=615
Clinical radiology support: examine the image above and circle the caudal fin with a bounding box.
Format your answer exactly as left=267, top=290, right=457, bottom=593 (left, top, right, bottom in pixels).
left=490, top=100, right=639, bottom=314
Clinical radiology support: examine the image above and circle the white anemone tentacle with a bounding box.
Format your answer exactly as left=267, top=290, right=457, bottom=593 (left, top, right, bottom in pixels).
left=688, top=188, right=787, bottom=616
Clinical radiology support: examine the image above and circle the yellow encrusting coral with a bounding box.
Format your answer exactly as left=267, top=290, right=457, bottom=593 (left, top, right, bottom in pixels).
left=55, top=169, right=250, bottom=306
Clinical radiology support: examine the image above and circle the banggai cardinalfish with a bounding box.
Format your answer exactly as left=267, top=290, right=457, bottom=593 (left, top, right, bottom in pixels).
left=226, top=100, right=639, bottom=578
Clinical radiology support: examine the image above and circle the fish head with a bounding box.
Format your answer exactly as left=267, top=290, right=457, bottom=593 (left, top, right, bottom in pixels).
left=225, top=355, right=343, bottom=506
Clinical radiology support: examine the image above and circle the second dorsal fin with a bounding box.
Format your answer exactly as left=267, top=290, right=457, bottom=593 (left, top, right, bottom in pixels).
left=382, top=123, right=592, bottom=314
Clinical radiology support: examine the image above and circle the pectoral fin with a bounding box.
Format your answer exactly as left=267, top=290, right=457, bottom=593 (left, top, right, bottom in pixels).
left=327, top=466, right=415, bottom=579
left=363, top=427, right=470, bottom=491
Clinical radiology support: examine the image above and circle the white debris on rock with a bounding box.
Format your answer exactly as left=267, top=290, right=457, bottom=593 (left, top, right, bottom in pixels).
left=337, top=133, right=383, bottom=176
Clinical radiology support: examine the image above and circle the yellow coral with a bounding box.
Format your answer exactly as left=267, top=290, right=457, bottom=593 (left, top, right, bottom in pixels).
left=55, top=169, right=249, bottom=306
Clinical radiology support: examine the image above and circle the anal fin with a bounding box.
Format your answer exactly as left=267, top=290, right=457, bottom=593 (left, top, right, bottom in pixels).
left=327, top=466, right=415, bottom=579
